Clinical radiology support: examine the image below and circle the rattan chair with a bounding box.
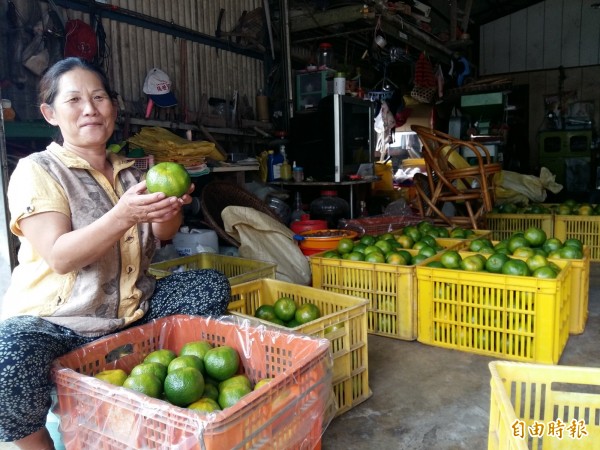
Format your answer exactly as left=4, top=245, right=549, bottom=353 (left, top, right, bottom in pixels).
left=411, top=125, right=502, bottom=229
left=200, top=180, right=283, bottom=247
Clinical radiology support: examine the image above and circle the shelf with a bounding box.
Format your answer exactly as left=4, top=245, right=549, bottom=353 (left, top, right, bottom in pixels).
left=3, top=121, right=56, bottom=139
left=121, top=117, right=272, bottom=138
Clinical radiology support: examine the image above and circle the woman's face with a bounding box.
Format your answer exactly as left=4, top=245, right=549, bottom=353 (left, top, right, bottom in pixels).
left=41, top=67, right=117, bottom=150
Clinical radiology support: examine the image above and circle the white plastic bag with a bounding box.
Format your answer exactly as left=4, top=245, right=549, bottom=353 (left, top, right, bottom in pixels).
left=222, top=206, right=311, bottom=285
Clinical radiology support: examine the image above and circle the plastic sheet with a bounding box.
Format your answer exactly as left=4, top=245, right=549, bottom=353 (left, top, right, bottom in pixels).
left=51, top=315, right=335, bottom=449
left=493, top=167, right=563, bottom=205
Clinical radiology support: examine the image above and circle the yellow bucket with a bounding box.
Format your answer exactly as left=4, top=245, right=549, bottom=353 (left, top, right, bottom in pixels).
left=372, top=161, right=393, bottom=191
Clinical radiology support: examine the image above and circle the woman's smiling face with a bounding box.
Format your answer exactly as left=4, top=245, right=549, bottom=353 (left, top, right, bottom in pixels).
left=41, top=67, right=117, bottom=150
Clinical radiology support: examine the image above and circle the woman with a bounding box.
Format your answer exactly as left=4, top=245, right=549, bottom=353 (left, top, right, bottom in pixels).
left=0, top=57, right=231, bottom=449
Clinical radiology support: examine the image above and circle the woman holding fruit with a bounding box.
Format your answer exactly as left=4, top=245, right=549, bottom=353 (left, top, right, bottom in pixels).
left=0, top=57, right=231, bottom=449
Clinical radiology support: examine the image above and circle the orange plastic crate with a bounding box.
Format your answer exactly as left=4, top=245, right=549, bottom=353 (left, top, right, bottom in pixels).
left=416, top=256, right=572, bottom=364
left=51, top=315, right=332, bottom=450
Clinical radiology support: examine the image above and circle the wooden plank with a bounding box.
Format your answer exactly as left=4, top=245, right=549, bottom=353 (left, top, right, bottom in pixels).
left=580, top=0, right=600, bottom=65
left=526, top=2, right=545, bottom=70
left=561, top=1, right=582, bottom=68
left=509, top=9, right=528, bottom=72
left=494, top=16, right=511, bottom=75
left=543, top=0, right=563, bottom=69
left=290, top=5, right=363, bottom=32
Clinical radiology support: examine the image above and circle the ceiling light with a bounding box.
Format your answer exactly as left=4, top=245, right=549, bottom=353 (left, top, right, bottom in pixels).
left=592, top=2, right=600, bottom=8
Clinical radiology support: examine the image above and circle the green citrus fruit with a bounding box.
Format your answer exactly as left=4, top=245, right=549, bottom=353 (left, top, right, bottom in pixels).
left=512, top=247, right=535, bottom=259
left=563, top=238, right=583, bottom=250
left=418, top=245, right=437, bottom=258
left=374, top=239, right=393, bottom=254
left=188, top=397, right=221, bottom=414
left=295, top=303, right=321, bottom=324
left=485, top=253, right=510, bottom=273
left=449, top=228, right=466, bottom=238
left=507, top=236, right=530, bottom=254
left=386, top=252, right=408, bottom=265
left=218, top=374, right=252, bottom=392
left=558, top=245, right=583, bottom=259
left=523, top=227, right=547, bottom=247
left=426, top=261, right=444, bottom=268
left=364, top=251, right=385, bottom=263
left=200, top=382, right=219, bottom=402
left=526, top=254, right=549, bottom=272
left=346, top=251, right=365, bottom=261
left=94, top=369, right=128, bottom=386
left=168, top=355, right=205, bottom=375
left=468, top=239, right=492, bottom=252
left=273, top=296, right=298, bottom=322
left=218, top=383, right=252, bottom=410
left=146, top=162, right=191, bottom=198
left=411, top=254, right=429, bottom=265
left=501, top=259, right=530, bottom=276
left=440, top=250, right=462, bottom=269
left=459, top=255, right=485, bottom=272
left=130, top=362, right=168, bottom=384
left=402, top=226, right=422, bottom=243
left=255, top=304, right=277, bottom=321
left=254, top=378, right=273, bottom=390
left=164, top=367, right=205, bottom=406
left=542, top=238, right=563, bottom=254
left=144, top=349, right=177, bottom=367
left=337, top=238, right=354, bottom=254
left=285, top=318, right=301, bottom=328
left=123, top=373, right=163, bottom=399
left=203, top=346, right=240, bottom=381
left=395, top=234, right=414, bottom=249
left=179, top=340, right=214, bottom=361
left=532, top=266, right=558, bottom=279
left=359, top=235, right=376, bottom=246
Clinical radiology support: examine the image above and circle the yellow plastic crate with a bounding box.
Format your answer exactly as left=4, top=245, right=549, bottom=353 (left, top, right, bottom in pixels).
left=488, top=242, right=590, bottom=335
left=485, top=213, right=554, bottom=241
left=416, top=256, right=572, bottom=364
left=549, top=246, right=590, bottom=335
left=488, top=361, right=600, bottom=449
left=227, top=278, right=370, bottom=417
left=309, top=241, right=459, bottom=340
left=554, top=214, right=600, bottom=261
left=309, top=250, right=419, bottom=340
left=149, top=253, right=276, bottom=285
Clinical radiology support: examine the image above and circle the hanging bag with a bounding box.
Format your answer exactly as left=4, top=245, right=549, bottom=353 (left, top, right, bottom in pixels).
left=411, top=52, right=437, bottom=104
left=64, top=19, right=97, bottom=62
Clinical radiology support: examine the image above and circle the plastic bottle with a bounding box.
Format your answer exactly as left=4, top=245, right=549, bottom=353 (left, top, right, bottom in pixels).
left=279, top=144, right=292, bottom=181
left=292, top=161, right=304, bottom=182
left=290, top=192, right=307, bottom=223
left=317, top=43, right=334, bottom=70
left=267, top=150, right=284, bottom=182
left=309, top=190, right=350, bottom=229
left=1, top=99, right=16, bottom=121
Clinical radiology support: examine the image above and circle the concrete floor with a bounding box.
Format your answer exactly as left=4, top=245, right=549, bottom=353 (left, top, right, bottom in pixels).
left=321, top=263, right=600, bottom=450
left=1, top=265, right=597, bottom=450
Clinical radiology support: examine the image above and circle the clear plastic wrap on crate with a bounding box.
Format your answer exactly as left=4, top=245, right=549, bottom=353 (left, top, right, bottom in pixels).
left=51, top=315, right=335, bottom=450
left=338, top=214, right=429, bottom=236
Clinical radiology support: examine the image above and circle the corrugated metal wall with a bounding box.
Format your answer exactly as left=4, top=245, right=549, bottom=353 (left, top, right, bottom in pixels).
left=15, top=0, right=267, bottom=118
left=479, top=0, right=600, bottom=75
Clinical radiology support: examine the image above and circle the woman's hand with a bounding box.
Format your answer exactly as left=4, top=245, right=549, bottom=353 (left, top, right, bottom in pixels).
left=112, top=180, right=195, bottom=226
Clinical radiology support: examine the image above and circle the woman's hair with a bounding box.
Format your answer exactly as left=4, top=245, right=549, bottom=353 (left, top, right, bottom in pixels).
left=38, top=57, right=116, bottom=106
